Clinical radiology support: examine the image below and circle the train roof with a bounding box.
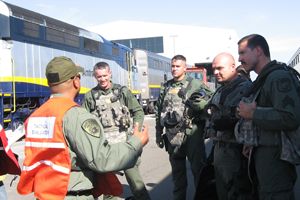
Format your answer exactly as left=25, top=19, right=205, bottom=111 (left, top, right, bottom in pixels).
left=134, top=48, right=171, bottom=61
left=0, top=1, right=104, bottom=42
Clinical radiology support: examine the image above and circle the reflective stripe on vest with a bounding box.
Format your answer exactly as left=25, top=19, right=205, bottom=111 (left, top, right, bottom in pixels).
left=25, top=141, right=65, bottom=148
left=22, top=160, right=70, bottom=174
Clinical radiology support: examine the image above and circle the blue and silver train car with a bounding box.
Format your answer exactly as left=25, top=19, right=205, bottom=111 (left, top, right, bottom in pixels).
left=133, top=49, right=172, bottom=114
left=0, top=1, right=135, bottom=129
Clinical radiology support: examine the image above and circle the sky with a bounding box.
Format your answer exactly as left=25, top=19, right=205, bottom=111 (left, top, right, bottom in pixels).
left=2, top=0, right=300, bottom=63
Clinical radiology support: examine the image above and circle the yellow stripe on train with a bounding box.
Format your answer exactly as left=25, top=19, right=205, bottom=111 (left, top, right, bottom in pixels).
left=0, top=76, right=90, bottom=94
left=131, top=90, right=141, bottom=95
left=149, top=84, right=161, bottom=88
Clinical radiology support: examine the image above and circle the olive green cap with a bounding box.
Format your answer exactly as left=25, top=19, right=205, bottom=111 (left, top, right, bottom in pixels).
left=46, top=56, right=84, bottom=85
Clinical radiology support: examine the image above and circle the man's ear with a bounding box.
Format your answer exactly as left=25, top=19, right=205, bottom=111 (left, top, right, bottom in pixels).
left=255, top=46, right=263, bottom=57
left=73, top=77, right=80, bottom=89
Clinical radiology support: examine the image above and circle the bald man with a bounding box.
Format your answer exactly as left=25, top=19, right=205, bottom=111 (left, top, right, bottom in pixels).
left=205, top=52, right=255, bottom=200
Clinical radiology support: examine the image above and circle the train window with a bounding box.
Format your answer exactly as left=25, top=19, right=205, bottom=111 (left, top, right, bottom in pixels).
left=83, top=38, right=99, bottom=52
left=47, top=18, right=78, bottom=35
left=159, top=61, right=163, bottom=68
left=113, top=36, right=163, bottom=53
left=195, top=73, right=203, bottom=80
left=166, top=63, right=171, bottom=71
left=46, top=28, right=64, bottom=44
left=23, top=21, right=39, bottom=38
left=46, top=27, right=80, bottom=47
left=154, top=60, right=159, bottom=69
left=112, top=47, right=119, bottom=56
left=65, top=34, right=80, bottom=47
left=12, top=6, right=43, bottom=24
left=150, top=59, right=154, bottom=68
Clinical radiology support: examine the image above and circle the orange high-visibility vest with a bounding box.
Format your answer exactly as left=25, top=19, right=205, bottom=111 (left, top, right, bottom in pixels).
left=17, top=97, right=77, bottom=200
left=17, top=97, right=123, bottom=199
left=0, top=124, right=21, bottom=176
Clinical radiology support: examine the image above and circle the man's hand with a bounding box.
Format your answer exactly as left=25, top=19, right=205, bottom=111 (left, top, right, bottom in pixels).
left=132, top=123, right=149, bottom=146
left=238, top=101, right=256, bottom=120
left=242, top=145, right=253, bottom=159
left=156, top=133, right=164, bottom=149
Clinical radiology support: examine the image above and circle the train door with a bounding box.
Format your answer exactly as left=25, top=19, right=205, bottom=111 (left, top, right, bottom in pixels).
left=133, top=49, right=150, bottom=110
left=127, top=50, right=141, bottom=102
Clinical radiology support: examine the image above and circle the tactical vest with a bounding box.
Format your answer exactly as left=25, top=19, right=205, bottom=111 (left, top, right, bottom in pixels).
left=235, top=61, right=300, bottom=147
left=207, top=76, right=250, bottom=142
left=92, top=87, right=132, bottom=144
left=234, top=90, right=259, bottom=146
left=160, top=80, right=190, bottom=147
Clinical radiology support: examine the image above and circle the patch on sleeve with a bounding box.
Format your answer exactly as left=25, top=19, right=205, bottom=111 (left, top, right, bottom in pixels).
left=82, top=119, right=101, bottom=138
left=276, top=78, right=292, bottom=93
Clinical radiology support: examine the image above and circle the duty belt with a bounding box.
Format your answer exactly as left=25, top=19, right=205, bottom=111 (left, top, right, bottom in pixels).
left=66, top=189, right=93, bottom=196
left=217, top=141, right=241, bottom=148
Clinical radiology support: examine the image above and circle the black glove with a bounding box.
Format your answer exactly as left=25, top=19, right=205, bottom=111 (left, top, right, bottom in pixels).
left=189, top=90, right=206, bottom=102
left=156, top=127, right=164, bottom=148
left=156, top=134, right=164, bottom=149
left=186, top=90, right=208, bottom=110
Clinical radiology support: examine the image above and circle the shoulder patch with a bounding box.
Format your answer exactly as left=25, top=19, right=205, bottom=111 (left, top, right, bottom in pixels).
left=276, top=78, right=292, bottom=93
left=82, top=119, right=101, bottom=138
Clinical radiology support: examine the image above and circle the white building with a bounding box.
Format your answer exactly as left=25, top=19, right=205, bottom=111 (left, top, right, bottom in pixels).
left=90, top=20, right=239, bottom=65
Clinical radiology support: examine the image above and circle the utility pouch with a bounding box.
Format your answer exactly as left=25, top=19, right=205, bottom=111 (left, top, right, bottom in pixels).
left=280, top=127, right=300, bottom=165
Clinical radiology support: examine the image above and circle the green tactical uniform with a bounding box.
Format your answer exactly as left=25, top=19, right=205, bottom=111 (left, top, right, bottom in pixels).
left=63, top=106, right=143, bottom=200
left=82, top=82, right=150, bottom=200
left=155, top=76, right=212, bottom=200
left=206, top=75, right=254, bottom=200
left=245, top=61, right=300, bottom=199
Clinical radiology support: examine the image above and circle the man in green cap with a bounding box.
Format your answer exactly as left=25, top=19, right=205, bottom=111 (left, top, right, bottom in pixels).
left=17, top=56, right=149, bottom=200
left=155, top=54, right=212, bottom=200
left=82, top=61, right=150, bottom=200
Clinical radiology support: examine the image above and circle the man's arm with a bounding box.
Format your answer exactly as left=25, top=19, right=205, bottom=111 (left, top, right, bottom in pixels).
left=123, top=87, right=144, bottom=128
left=155, top=84, right=166, bottom=148
left=63, top=107, right=148, bottom=173
left=253, top=71, right=300, bottom=130
left=186, top=79, right=213, bottom=112
left=81, top=91, right=94, bottom=112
